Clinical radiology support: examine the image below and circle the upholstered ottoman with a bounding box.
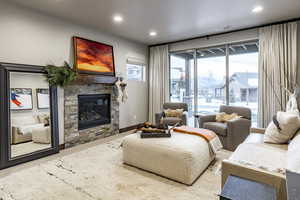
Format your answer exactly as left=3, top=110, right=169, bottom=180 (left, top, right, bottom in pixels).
left=122, top=132, right=215, bottom=185
left=32, top=126, right=51, bottom=144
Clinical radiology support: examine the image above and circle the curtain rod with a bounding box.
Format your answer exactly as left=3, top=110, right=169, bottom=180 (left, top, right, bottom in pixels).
left=148, top=17, right=300, bottom=48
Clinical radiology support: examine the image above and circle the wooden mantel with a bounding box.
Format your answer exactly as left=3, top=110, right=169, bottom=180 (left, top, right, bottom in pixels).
left=74, top=74, right=118, bottom=85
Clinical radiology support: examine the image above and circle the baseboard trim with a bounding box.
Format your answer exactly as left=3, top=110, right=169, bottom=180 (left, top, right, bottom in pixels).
left=59, top=144, right=65, bottom=150
left=119, top=123, right=144, bottom=133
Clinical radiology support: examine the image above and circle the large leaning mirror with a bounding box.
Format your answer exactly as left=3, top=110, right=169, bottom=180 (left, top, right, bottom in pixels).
left=9, top=72, right=52, bottom=158
left=0, top=63, right=59, bottom=169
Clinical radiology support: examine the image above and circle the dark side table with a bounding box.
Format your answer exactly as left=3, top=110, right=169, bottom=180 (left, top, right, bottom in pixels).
left=220, top=175, right=277, bottom=200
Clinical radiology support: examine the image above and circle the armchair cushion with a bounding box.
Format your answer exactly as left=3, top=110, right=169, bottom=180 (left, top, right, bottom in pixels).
left=198, top=114, right=216, bottom=128
left=164, top=108, right=184, bottom=118
left=203, top=122, right=227, bottom=136
left=161, top=117, right=182, bottom=126
left=216, top=112, right=241, bottom=122
left=220, top=105, right=251, bottom=120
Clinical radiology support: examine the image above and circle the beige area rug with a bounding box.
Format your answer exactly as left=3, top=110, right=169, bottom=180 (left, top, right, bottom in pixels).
left=11, top=142, right=51, bottom=158
left=0, top=133, right=231, bottom=200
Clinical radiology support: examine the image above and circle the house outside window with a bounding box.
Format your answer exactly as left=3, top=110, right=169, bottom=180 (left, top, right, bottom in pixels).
left=126, top=58, right=146, bottom=81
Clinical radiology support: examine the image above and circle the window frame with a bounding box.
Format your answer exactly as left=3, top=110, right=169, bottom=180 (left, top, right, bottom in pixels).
left=169, top=39, right=259, bottom=127
left=126, top=62, right=146, bottom=82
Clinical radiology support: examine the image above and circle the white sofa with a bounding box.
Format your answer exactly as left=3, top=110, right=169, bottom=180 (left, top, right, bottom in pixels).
left=122, top=132, right=215, bottom=185
left=11, top=114, right=50, bottom=144
left=222, top=129, right=300, bottom=200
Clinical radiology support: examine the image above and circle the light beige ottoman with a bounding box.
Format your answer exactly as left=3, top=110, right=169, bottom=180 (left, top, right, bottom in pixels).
left=122, top=132, right=215, bottom=185
left=32, top=126, right=51, bottom=144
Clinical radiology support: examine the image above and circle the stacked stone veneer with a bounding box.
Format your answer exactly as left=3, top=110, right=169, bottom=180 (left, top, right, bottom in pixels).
left=64, top=83, right=119, bottom=148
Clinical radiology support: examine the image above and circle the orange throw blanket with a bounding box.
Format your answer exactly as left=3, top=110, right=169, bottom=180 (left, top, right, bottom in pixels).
left=173, top=126, right=216, bottom=141
left=173, top=126, right=223, bottom=153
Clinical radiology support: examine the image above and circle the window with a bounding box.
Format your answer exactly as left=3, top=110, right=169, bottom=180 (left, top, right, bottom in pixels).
left=170, top=51, right=195, bottom=126
left=127, top=63, right=145, bottom=81
left=229, top=42, right=258, bottom=127
left=197, top=46, right=226, bottom=114
left=170, top=40, right=259, bottom=127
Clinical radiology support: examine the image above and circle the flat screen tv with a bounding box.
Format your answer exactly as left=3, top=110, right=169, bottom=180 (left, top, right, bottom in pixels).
left=73, top=36, right=115, bottom=76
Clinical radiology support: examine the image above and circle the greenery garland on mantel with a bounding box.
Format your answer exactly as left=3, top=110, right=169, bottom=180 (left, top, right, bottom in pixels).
left=45, top=61, right=77, bottom=87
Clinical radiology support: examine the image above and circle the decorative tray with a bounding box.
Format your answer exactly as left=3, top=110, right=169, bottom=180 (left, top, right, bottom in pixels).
left=140, top=132, right=171, bottom=138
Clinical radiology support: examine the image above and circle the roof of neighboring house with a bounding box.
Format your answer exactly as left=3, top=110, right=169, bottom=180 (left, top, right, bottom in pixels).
left=216, top=72, right=258, bottom=89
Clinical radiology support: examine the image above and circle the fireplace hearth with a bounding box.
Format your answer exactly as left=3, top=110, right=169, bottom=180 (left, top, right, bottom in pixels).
left=78, top=94, right=111, bottom=130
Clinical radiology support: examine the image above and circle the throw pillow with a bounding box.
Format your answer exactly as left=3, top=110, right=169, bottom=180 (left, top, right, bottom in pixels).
left=164, top=109, right=184, bottom=118
left=38, top=114, right=50, bottom=126
left=264, top=111, right=300, bottom=144
left=216, top=112, right=241, bottom=122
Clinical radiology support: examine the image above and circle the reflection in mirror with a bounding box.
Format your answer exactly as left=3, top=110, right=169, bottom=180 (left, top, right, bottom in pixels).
left=9, top=72, right=52, bottom=158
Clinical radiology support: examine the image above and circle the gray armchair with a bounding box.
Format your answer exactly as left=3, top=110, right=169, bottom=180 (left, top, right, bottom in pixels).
left=155, top=102, right=188, bottom=127
left=198, top=105, right=251, bottom=151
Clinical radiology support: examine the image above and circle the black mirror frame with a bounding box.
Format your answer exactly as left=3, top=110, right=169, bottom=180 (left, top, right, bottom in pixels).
left=0, top=62, right=59, bottom=169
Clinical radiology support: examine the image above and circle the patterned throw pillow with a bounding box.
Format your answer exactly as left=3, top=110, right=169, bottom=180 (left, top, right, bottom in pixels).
left=216, top=112, right=241, bottom=122
left=38, top=114, right=50, bottom=126
left=164, top=109, right=184, bottom=118
left=264, top=111, right=300, bottom=144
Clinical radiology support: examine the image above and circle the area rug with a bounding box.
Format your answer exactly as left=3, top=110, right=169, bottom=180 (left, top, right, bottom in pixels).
left=0, top=134, right=231, bottom=200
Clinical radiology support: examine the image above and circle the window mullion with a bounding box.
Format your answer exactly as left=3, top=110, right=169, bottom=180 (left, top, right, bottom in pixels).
left=225, top=44, right=230, bottom=105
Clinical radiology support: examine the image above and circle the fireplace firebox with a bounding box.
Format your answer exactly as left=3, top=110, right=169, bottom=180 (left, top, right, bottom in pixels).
left=78, top=94, right=111, bottom=130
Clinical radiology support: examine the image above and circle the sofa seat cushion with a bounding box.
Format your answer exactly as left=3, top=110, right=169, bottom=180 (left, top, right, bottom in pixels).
left=161, top=117, right=182, bottom=125
left=17, top=123, right=45, bottom=135
left=229, top=142, right=286, bottom=175
left=203, top=122, right=227, bottom=136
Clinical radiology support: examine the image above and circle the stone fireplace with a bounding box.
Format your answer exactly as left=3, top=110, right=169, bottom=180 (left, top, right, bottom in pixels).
left=64, top=83, right=119, bottom=148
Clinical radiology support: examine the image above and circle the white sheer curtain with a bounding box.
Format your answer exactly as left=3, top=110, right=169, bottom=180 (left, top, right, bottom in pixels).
left=258, top=22, right=299, bottom=127
left=148, top=45, right=169, bottom=123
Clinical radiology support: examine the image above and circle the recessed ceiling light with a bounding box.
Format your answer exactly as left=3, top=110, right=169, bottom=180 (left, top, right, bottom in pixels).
left=113, top=15, right=123, bottom=23
left=149, top=31, right=157, bottom=37
left=252, top=6, right=263, bottom=13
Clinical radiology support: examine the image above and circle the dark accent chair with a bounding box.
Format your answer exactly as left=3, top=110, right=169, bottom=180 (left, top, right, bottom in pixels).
left=198, top=105, right=251, bottom=151
left=155, top=102, right=188, bottom=127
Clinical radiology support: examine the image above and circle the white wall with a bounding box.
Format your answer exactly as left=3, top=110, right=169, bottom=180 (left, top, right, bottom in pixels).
left=169, top=29, right=259, bottom=52
left=0, top=1, right=149, bottom=144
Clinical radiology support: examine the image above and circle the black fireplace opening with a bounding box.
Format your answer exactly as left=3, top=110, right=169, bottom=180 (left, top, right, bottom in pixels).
left=78, top=94, right=111, bottom=130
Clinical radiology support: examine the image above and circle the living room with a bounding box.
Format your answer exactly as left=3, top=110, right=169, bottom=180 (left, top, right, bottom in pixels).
left=0, top=0, right=299, bottom=199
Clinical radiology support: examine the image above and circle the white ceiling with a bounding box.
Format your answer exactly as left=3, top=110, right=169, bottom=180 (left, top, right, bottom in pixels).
left=9, top=0, right=300, bottom=45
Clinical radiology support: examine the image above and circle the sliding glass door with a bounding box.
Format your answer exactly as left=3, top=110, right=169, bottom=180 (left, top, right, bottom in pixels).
left=170, top=40, right=259, bottom=127
left=170, top=50, right=195, bottom=126
left=196, top=46, right=226, bottom=115
left=228, top=42, right=259, bottom=127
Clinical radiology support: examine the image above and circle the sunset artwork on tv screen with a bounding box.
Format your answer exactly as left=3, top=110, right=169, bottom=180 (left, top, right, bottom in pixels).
left=73, top=37, right=115, bottom=75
